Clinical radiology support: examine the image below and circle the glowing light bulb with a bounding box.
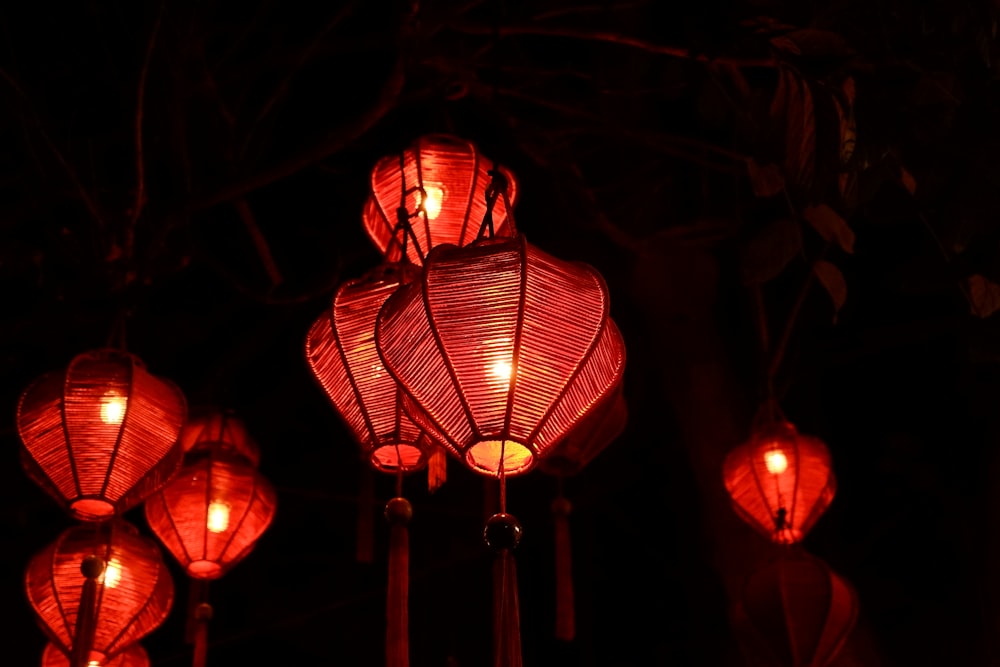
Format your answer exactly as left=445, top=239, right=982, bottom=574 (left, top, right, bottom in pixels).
left=207, top=501, right=231, bottom=533
left=88, top=661, right=101, bottom=667
left=418, top=185, right=444, bottom=220
left=99, top=392, right=126, bottom=425
left=100, top=558, right=122, bottom=588
left=490, top=361, right=512, bottom=381
left=763, top=448, right=788, bottom=475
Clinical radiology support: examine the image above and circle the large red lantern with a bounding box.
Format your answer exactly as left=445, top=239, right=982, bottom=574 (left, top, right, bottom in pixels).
left=17, top=349, right=187, bottom=520
left=42, top=642, right=149, bottom=667
left=362, top=134, right=518, bottom=265
left=722, top=417, right=836, bottom=544
left=375, top=234, right=627, bottom=477
left=306, top=262, right=431, bottom=473
left=733, top=553, right=859, bottom=667
left=144, top=446, right=277, bottom=580
left=25, top=521, right=174, bottom=665
left=179, top=407, right=261, bottom=467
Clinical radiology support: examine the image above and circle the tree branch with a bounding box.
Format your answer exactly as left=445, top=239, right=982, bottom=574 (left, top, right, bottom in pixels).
left=234, top=198, right=283, bottom=287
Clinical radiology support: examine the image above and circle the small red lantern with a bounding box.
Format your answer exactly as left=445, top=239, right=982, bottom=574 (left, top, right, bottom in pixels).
left=42, top=642, right=149, bottom=667
left=306, top=263, right=430, bottom=473
left=144, top=446, right=277, bottom=579
left=363, top=134, right=518, bottom=265
left=17, top=349, right=187, bottom=520
left=376, top=234, right=626, bottom=477
left=179, top=407, right=261, bottom=467
left=722, top=417, right=836, bottom=544
left=733, top=553, right=859, bottom=667
left=25, top=521, right=174, bottom=665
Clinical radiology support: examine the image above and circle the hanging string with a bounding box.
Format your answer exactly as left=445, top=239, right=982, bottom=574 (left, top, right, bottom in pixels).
left=385, top=494, right=412, bottom=667
left=477, top=165, right=510, bottom=240
left=71, top=555, right=105, bottom=667
left=551, top=476, right=575, bottom=642
left=385, top=150, right=427, bottom=262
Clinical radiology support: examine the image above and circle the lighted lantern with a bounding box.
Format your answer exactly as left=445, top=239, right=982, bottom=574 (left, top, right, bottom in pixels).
left=25, top=521, right=173, bottom=666
left=306, top=262, right=431, bottom=473
left=17, top=348, right=187, bottom=520
left=362, top=134, right=519, bottom=266
left=178, top=407, right=261, bottom=467
left=375, top=233, right=627, bottom=478
left=144, top=446, right=277, bottom=580
left=42, top=642, right=149, bottom=667
left=722, top=418, right=836, bottom=544
left=733, top=553, right=859, bottom=667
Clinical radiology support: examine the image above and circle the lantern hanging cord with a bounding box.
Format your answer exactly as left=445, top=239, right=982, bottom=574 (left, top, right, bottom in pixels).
left=476, top=164, right=513, bottom=240
left=386, top=150, right=426, bottom=261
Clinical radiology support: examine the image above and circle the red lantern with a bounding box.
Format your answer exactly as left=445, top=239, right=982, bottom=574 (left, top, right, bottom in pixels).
left=144, top=446, right=277, bottom=579
left=17, top=348, right=187, bottom=520
left=306, top=263, right=430, bottom=473
left=179, top=407, right=261, bottom=467
left=376, top=234, right=626, bottom=477
left=722, top=418, right=836, bottom=544
left=733, top=553, right=859, bottom=667
left=363, top=134, right=518, bottom=266
left=25, top=521, right=174, bottom=665
left=42, top=642, right=149, bottom=667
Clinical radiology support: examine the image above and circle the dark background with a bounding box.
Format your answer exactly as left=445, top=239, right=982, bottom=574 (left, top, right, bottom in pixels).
left=3, top=1, right=1000, bottom=665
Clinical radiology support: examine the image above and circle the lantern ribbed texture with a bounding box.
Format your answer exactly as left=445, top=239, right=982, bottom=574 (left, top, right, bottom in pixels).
left=42, top=641, right=149, bottom=667
left=363, top=134, right=518, bottom=266
left=144, top=448, right=277, bottom=579
left=306, top=263, right=430, bottom=473
left=538, top=380, right=628, bottom=477
left=733, top=554, right=859, bottom=667
left=178, top=407, right=261, bottom=467
left=25, top=521, right=174, bottom=665
left=17, top=349, right=187, bottom=521
left=375, top=234, right=626, bottom=477
left=722, top=420, right=836, bottom=544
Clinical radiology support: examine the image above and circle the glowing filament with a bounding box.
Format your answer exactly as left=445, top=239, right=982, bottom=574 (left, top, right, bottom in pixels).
left=490, top=361, right=512, bottom=381
left=101, top=558, right=122, bottom=589
left=99, top=392, right=126, bottom=425
left=418, top=185, right=444, bottom=220
left=764, top=448, right=788, bottom=475
left=207, top=501, right=231, bottom=533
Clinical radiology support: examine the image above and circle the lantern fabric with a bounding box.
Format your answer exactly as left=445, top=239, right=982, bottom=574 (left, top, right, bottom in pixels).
left=144, top=447, right=277, bottom=579
left=375, top=234, right=627, bottom=477
left=363, top=134, right=518, bottom=266
left=179, top=407, right=261, bottom=467
left=306, top=262, right=431, bottom=473
left=25, top=521, right=174, bottom=665
left=733, top=553, right=859, bottom=667
left=538, top=380, right=628, bottom=477
left=17, top=348, right=187, bottom=521
left=42, top=641, right=149, bottom=667
left=722, top=419, right=836, bottom=544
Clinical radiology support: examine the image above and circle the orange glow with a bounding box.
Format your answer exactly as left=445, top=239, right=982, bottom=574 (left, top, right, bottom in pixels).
left=206, top=501, right=230, bottom=533
left=88, top=661, right=101, bottom=667
left=418, top=185, right=444, bottom=220
left=490, top=361, right=512, bottom=380
left=99, top=392, right=126, bottom=425
left=100, top=558, right=122, bottom=588
left=764, top=448, right=788, bottom=475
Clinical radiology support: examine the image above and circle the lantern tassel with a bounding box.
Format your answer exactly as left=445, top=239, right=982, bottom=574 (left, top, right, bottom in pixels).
left=356, top=465, right=375, bottom=564
left=485, top=512, right=524, bottom=667
left=385, top=497, right=412, bottom=667
left=552, top=495, right=575, bottom=642
left=427, top=446, right=447, bottom=493
left=191, top=603, right=213, bottom=667
left=71, top=555, right=103, bottom=667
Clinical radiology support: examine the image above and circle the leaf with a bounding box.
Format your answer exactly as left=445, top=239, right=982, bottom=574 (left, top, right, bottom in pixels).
left=769, top=66, right=816, bottom=192
left=746, top=160, right=786, bottom=197
left=803, top=203, right=855, bottom=254
left=899, top=166, right=917, bottom=195
left=967, top=274, right=1000, bottom=318
left=813, top=260, right=847, bottom=322
left=739, top=217, right=803, bottom=285
left=831, top=76, right=857, bottom=167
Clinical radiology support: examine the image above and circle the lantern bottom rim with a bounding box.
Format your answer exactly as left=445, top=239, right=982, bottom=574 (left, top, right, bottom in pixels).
left=465, top=439, right=534, bottom=477
left=370, top=443, right=425, bottom=473
left=69, top=498, right=115, bottom=521
left=187, top=560, right=223, bottom=579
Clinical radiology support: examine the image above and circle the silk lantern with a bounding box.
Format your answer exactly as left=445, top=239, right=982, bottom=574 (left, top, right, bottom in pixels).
left=17, top=348, right=187, bottom=520
left=375, top=233, right=627, bottom=478
left=722, top=417, right=836, bottom=544
left=179, top=407, right=261, bottom=467
left=363, top=133, right=518, bottom=266
left=42, top=642, right=149, bottom=667
left=733, top=553, right=859, bottom=667
left=25, top=520, right=174, bottom=666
